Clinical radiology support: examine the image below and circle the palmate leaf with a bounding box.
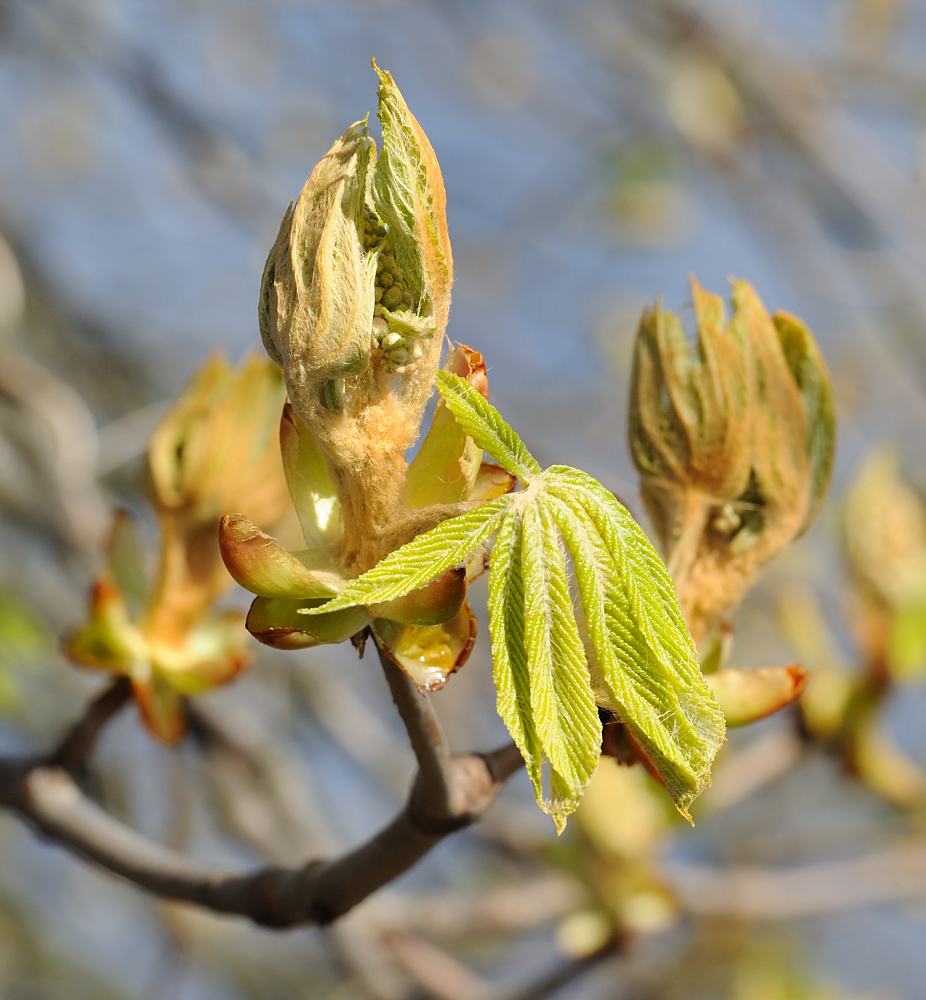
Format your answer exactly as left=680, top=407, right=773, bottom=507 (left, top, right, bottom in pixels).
left=544, top=468, right=725, bottom=816
left=435, top=371, right=541, bottom=483
left=487, top=508, right=540, bottom=791
left=489, top=505, right=599, bottom=832
left=516, top=502, right=601, bottom=829
left=304, top=374, right=725, bottom=826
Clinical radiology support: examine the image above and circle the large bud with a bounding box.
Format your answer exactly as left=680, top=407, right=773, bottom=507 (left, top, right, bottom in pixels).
left=145, top=353, right=289, bottom=643
left=148, top=353, right=288, bottom=531
left=629, top=279, right=835, bottom=642
left=258, top=63, right=454, bottom=572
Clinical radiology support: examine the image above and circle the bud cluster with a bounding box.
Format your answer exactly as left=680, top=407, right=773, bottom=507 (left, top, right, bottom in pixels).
left=364, top=216, right=427, bottom=373
left=373, top=250, right=414, bottom=314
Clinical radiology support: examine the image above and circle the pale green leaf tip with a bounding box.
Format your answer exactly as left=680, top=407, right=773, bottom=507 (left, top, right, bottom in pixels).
left=435, top=370, right=540, bottom=482
left=299, top=602, right=344, bottom=616
left=676, top=801, right=695, bottom=826
left=436, top=371, right=462, bottom=395
left=371, top=58, right=394, bottom=96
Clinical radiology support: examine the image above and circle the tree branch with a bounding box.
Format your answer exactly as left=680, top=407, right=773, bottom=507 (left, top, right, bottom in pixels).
left=0, top=679, right=523, bottom=928
left=377, top=641, right=456, bottom=825
left=46, top=677, right=132, bottom=771
left=374, top=640, right=524, bottom=834
left=670, top=840, right=926, bottom=919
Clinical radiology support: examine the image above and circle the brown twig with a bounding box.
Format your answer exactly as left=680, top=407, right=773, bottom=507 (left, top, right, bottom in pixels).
left=376, top=641, right=455, bottom=823
left=374, top=641, right=523, bottom=831
left=670, top=840, right=926, bottom=919
left=45, top=677, right=132, bottom=771
left=502, top=937, right=622, bottom=1000
left=0, top=677, right=522, bottom=928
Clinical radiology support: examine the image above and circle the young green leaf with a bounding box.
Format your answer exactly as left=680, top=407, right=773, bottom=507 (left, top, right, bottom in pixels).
left=300, top=496, right=511, bottom=614
left=544, top=467, right=725, bottom=817
left=773, top=311, right=836, bottom=531
left=303, top=375, right=725, bottom=826
left=488, top=508, right=543, bottom=799
left=436, top=370, right=541, bottom=483
left=518, top=502, right=602, bottom=829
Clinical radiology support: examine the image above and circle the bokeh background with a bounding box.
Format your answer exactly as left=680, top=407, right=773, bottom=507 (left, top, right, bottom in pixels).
left=2, top=0, right=926, bottom=997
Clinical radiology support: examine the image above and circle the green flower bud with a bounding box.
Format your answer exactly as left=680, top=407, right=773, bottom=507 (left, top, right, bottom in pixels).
left=628, top=279, right=835, bottom=641
left=382, top=284, right=403, bottom=310
left=257, top=64, right=456, bottom=574
left=629, top=278, right=752, bottom=550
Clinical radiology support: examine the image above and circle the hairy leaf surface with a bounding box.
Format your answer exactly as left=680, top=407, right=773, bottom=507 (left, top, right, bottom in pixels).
left=435, top=371, right=541, bottom=483
left=487, top=509, right=542, bottom=794
left=517, top=502, right=601, bottom=828
left=545, top=467, right=725, bottom=816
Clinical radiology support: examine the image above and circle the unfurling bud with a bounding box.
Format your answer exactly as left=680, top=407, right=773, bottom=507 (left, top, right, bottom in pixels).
left=148, top=353, right=289, bottom=531
left=372, top=61, right=453, bottom=344
left=65, top=356, right=289, bottom=745
left=259, top=63, right=452, bottom=464
left=258, top=64, right=454, bottom=574
left=145, top=353, right=288, bottom=645
left=629, top=279, right=835, bottom=642
left=629, top=279, right=752, bottom=550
